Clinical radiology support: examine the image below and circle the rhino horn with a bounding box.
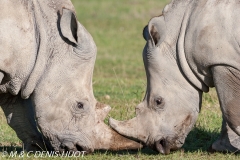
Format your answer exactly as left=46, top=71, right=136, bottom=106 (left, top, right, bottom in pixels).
left=94, top=103, right=142, bottom=150
left=95, top=102, right=111, bottom=121
left=109, top=117, right=147, bottom=143
left=94, top=121, right=142, bottom=150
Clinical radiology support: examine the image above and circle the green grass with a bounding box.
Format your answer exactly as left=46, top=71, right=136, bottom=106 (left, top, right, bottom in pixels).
left=0, top=0, right=239, bottom=159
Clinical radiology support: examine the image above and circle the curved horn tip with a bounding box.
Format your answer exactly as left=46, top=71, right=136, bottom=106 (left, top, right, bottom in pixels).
left=109, top=117, right=119, bottom=129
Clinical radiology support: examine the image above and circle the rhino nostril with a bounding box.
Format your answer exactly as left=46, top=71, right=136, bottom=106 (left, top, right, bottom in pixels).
left=155, top=139, right=170, bottom=155
left=76, top=144, right=84, bottom=151
left=60, top=144, right=67, bottom=150
left=60, top=142, right=77, bottom=152
left=160, top=139, right=166, bottom=147
left=155, top=139, right=164, bottom=154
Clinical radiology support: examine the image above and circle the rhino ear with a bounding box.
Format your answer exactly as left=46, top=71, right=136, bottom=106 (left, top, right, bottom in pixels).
left=143, top=24, right=160, bottom=44
left=148, top=16, right=166, bottom=46
left=60, top=8, right=78, bottom=44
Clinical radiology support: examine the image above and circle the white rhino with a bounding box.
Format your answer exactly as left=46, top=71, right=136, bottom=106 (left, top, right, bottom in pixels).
left=110, top=0, right=240, bottom=154
left=0, top=0, right=141, bottom=153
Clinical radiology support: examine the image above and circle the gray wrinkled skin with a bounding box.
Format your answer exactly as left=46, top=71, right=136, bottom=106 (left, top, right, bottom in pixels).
left=110, top=0, right=240, bottom=154
left=0, top=0, right=141, bottom=152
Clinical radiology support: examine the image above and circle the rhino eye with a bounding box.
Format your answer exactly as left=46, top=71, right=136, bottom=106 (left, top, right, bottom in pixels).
left=155, top=97, right=165, bottom=107
left=156, top=99, right=162, bottom=105
left=77, top=102, right=84, bottom=109
left=153, top=97, right=165, bottom=112
left=71, top=101, right=89, bottom=116
left=156, top=97, right=162, bottom=105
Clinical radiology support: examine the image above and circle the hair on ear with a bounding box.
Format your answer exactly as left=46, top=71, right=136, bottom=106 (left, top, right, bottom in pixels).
left=150, top=25, right=160, bottom=45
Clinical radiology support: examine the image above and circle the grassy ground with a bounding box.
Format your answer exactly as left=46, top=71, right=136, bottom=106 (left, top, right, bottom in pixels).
left=0, top=0, right=239, bottom=159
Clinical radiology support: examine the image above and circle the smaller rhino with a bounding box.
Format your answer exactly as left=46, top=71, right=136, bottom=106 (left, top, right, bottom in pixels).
left=110, top=0, right=240, bottom=154
left=0, top=0, right=141, bottom=153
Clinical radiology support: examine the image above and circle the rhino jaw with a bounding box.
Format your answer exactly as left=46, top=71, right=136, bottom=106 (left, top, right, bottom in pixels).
left=50, top=122, right=142, bottom=153
left=109, top=117, right=186, bottom=155
left=109, top=117, right=169, bottom=153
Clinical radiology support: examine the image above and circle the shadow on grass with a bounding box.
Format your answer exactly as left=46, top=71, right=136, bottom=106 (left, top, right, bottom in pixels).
left=0, top=127, right=220, bottom=156
left=182, top=126, right=220, bottom=152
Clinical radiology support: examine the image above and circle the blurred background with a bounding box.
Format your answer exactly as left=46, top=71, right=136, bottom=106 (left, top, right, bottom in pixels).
left=73, top=0, right=171, bottom=120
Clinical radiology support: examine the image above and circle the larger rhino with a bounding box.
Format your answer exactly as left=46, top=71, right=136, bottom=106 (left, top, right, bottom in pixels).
left=0, top=0, right=141, bottom=153
left=110, top=0, right=240, bottom=154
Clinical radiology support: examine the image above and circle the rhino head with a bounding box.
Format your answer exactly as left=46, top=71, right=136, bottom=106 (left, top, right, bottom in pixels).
left=109, top=14, right=204, bottom=154
left=18, top=4, right=141, bottom=152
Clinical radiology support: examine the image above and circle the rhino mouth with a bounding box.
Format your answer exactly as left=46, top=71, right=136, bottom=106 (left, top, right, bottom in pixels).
left=43, top=130, right=94, bottom=154
left=59, top=141, right=93, bottom=154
